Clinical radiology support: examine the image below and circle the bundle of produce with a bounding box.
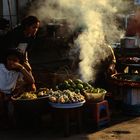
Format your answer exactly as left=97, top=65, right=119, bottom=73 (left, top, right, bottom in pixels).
left=12, top=88, right=53, bottom=100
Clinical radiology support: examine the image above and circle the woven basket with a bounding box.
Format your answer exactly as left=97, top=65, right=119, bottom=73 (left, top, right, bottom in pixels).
left=50, top=65, right=79, bottom=87
left=84, top=92, right=106, bottom=103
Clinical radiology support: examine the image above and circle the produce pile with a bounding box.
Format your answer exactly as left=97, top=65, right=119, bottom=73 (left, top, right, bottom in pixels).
left=13, top=79, right=107, bottom=103
left=15, top=91, right=37, bottom=100
left=56, top=79, right=107, bottom=102
left=56, top=79, right=106, bottom=94
left=56, top=79, right=92, bottom=93
left=13, top=88, right=52, bottom=100
left=48, top=89, right=85, bottom=103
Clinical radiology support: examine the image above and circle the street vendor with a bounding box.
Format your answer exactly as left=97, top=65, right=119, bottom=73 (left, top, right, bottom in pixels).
left=0, top=48, right=35, bottom=128
left=94, top=44, right=117, bottom=91
left=1, top=15, right=40, bottom=91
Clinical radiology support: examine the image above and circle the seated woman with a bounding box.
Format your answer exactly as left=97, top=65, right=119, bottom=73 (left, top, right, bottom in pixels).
left=0, top=48, right=35, bottom=128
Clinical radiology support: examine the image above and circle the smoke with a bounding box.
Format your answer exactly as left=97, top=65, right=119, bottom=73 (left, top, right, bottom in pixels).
left=29, top=0, right=130, bottom=82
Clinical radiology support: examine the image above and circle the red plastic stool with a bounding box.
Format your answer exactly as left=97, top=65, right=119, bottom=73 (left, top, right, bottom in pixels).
left=85, top=100, right=110, bottom=129
left=93, top=100, right=110, bottom=128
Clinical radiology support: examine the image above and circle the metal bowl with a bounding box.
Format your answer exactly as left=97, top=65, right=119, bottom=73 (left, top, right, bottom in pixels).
left=49, top=100, right=85, bottom=108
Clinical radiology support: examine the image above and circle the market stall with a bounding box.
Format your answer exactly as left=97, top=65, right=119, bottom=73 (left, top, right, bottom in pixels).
left=11, top=78, right=108, bottom=135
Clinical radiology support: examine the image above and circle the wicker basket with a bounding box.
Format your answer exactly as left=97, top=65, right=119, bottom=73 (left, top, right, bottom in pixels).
left=33, top=65, right=79, bottom=89
left=49, top=66, right=79, bottom=87
left=84, top=91, right=106, bottom=103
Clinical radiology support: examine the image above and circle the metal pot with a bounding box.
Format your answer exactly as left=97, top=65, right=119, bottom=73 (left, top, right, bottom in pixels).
left=46, top=23, right=63, bottom=38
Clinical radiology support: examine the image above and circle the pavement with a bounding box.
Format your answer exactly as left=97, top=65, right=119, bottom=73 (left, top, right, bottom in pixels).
left=0, top=101, right=140, bottom=140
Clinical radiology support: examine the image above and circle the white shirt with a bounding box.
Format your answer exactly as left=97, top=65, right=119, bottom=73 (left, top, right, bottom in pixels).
left=0, top=64, right=22, bottom=95
left=17, top=43, right=27, bottom=54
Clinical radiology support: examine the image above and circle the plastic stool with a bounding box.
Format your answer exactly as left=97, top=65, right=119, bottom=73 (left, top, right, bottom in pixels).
left=93, top=100, right=110, bottom=128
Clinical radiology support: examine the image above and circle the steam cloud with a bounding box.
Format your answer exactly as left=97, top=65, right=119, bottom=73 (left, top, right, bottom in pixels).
left=29, top=0, right=130, bottom=82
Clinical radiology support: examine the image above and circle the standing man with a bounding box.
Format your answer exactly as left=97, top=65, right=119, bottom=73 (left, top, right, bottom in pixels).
left=2, top=15, right=40, bottom=91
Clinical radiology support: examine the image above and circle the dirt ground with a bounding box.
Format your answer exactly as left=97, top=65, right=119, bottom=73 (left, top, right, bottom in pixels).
left=0, top=100, right=140, bottom=140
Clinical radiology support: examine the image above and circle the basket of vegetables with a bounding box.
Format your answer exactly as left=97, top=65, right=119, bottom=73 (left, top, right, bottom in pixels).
left=82, top=88, right=107, bottom=103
